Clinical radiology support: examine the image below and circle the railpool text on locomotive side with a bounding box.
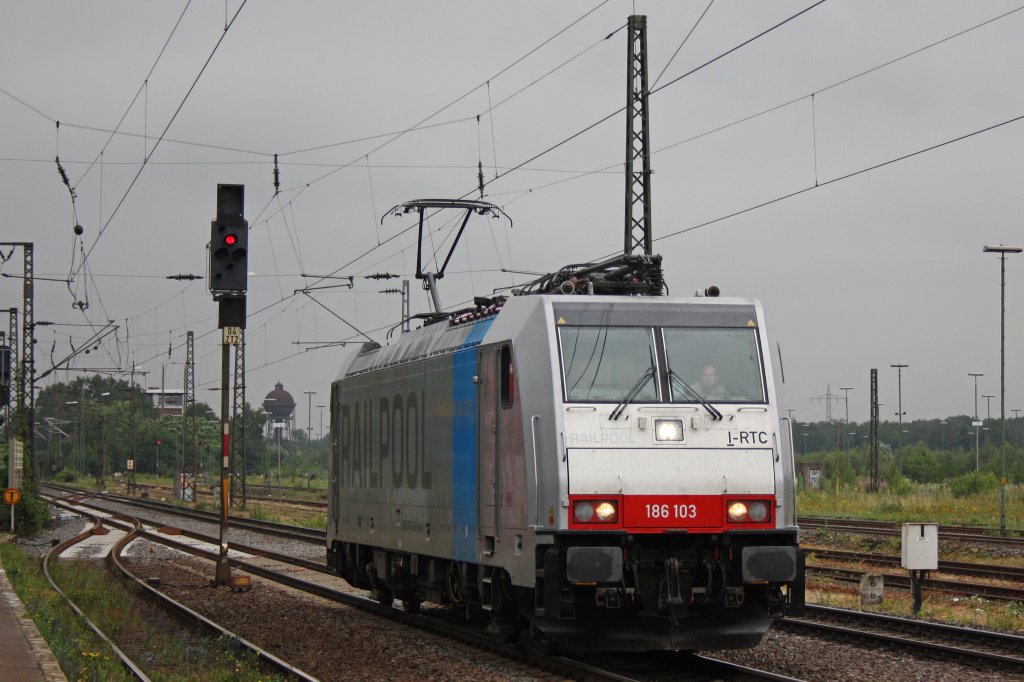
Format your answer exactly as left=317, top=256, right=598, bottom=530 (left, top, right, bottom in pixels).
left=338, top=390, right=432, bottom=489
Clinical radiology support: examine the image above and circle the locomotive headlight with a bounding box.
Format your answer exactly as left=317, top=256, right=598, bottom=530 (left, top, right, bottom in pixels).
left=748, top=501, right=768, bottom=522
left=727, top=500, right=770, bottom=523
left=727, top=501, right=749, bottom=522
left=573, top=499, right=618, bottom=524
left=654, top=418, right=684, bottom=441
left=574, top=501, right=595, bottom=523
left=594, top=501, right=618, bottom=522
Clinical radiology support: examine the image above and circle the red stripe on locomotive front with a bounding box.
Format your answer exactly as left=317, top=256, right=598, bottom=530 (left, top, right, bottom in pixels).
left=569, top=494, right=776, bottom=532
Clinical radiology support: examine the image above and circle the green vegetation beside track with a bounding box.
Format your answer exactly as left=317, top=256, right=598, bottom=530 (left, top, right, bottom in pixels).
left=0, top=541, right=279, bottom=681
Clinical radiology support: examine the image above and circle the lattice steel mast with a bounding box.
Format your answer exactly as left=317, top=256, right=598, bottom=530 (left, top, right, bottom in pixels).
left=624, top=15, right=653, bottom=257
left=182, top=331, right=197, bottom=502
left=230, top=331, right=246, bottom=508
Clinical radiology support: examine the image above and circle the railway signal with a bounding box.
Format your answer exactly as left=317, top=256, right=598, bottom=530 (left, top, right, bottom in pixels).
left=209, top=184, right=248, bottom=296
left=207, top=183, right=248, bottom=587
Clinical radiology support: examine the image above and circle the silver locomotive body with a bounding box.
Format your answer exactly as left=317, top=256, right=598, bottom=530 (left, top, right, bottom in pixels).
left=327, top=294, right=803, bottom=651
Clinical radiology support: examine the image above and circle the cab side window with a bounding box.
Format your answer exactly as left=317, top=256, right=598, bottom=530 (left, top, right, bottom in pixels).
left=500, top=345, right=515, bottom=408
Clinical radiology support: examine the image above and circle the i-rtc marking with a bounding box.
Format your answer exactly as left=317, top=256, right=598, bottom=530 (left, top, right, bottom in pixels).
left=726, top=430, right=769, bottom=446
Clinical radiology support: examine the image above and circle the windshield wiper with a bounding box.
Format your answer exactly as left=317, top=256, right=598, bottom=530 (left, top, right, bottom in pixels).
left=610, top=366, right=654, bottom=421
left=669, top=369, right=723, bottom=421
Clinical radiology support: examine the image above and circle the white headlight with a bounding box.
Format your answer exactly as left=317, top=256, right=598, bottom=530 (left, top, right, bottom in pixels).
left=574, top=501, right=594, bottom=523
left=594, top=501, right=617, bottom=522
left=727, top=502, right=748, bottom=522
left=748, top=501, right=768, bottom=522
left=655, top=418, right=684, bottom=441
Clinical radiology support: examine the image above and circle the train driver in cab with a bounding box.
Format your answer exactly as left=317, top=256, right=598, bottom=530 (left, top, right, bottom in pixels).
left=698, top=364, right=729, bottom=400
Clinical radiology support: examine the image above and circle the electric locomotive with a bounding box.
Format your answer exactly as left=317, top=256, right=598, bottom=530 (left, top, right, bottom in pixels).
left=326, top=226, right=804, bottom=651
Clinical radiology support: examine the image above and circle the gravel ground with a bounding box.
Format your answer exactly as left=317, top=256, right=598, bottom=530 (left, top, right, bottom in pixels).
left=29, top=496, right=557, bottom=681
left=29, top=493, right=1024, bottom=681
left=124, top=549, right=556, bottom=682
left=705, top=627, right=1022, bottom=681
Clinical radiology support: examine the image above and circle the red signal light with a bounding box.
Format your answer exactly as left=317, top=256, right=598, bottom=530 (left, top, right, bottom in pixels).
left=224, top=234, right=237, bottom=245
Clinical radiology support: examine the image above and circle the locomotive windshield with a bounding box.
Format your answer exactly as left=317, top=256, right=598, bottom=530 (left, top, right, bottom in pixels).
left=557, top=325, right=765, bottom=404
left=663, top=328, right=765, bottom=403
left=559, top=327, right=660, bottom=402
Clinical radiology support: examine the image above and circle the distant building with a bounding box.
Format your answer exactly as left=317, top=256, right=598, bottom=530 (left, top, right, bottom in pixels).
left=263, top=382, right=296, bottom=441
left=145, top=388, right=184, bottom=416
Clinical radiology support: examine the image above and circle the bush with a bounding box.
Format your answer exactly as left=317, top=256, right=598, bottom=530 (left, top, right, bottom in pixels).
left=886, top=472, right=914, bottom=497
left=13, top=492, right=51, bottom=537
left=947, top=471, right=1000, bottom=498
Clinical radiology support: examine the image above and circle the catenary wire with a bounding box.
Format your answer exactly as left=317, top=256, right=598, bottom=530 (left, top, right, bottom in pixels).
left=73, top=0, right=195, bottom=190
left=72, top=0, right=249, bottom=281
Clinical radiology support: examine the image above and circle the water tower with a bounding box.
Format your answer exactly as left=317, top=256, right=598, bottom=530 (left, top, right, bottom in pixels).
left=262, top=382, right=296, bottom=442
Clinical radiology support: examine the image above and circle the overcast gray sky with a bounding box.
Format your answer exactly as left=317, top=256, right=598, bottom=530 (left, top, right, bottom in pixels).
left=3, top=1, right=1023, bottom=430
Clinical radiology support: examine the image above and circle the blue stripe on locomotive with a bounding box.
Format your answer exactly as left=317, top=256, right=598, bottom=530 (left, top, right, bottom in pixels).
left=451, top=318, right=494, bottom=562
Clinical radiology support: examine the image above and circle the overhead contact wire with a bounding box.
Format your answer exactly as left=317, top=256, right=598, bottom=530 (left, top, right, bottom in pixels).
left=74, top=0, right=194, bottom=189
left=74, top=0, right=250, bottom=280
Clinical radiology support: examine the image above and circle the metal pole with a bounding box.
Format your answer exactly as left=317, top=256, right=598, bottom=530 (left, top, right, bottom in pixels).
left=317, top=404, right=326, bottom=471
left=840, top=386, right=853, bottom=451
left=1000, top=251, right=1007, bottom=533
left=624, top=14, right=653, bottom=256
left=999, top=253, right=1007, bottom=532
left=304, top=391, right=316, bottom=442
left=216, top=340, right=232, bottom=585
left=870, top=369, right=879, bottom=492
left=983, top=245, right=1021, bottom=534
left=969, top=372, right=983, bottom=472
left=891, top=364, right=908, bottom=473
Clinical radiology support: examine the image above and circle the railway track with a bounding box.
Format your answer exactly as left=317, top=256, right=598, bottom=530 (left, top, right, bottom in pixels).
left=806, top=547, right=1024, bottom=582
left=780, top=604, right=1024, bottom=674
left=805, top=547, right=1024, bottom=601
left=43, top=483, right=326, bottom=542
left=45, top=492, right=794, bottom=681
left=44, top=488, right=1024, bottom=679
left=807, top=564, right=1024, bottom=601
left=139, top=482, right=329, bottom=510
left=43, top=503, right=316, bottom=681
left=800, top=516, right=1024, bottom=546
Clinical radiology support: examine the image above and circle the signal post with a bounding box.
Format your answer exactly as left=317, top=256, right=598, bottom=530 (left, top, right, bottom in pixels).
left=209, top=184, right=248, bottom=586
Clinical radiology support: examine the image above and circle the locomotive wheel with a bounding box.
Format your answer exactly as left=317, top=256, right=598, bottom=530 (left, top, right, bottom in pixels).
left=401, top=597, right=422, bottom=614
left=374, top=587, right=394, bottom=607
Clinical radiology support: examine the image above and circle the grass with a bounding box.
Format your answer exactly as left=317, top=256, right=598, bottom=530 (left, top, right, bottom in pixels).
left=798, top=482, right=1024, bottom=528
left=1, top=542, right=280, bottom=681
left=806, top=583, right=1024, bottom=634
left=243, top=503, right=325, bottom=529
left=0, top=542, right=130, bottom=681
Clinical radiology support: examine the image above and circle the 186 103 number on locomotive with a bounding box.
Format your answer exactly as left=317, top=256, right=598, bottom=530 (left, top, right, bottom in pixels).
left=622, top=495, right=722, bottom=528
left=644, top=503, right=697, bottom=520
